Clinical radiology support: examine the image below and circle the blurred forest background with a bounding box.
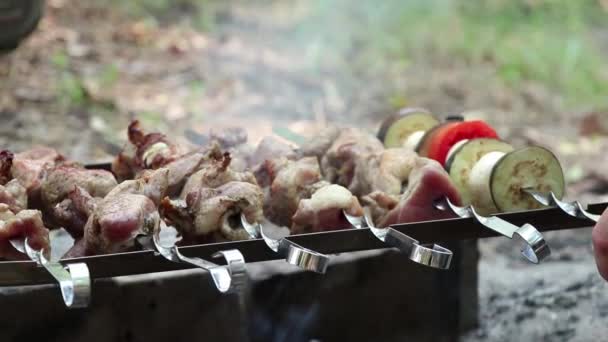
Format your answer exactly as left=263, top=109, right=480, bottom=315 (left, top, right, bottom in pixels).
left=2, top=1, right=608, bottom=340
left=3, top=0, right=608, bottom=200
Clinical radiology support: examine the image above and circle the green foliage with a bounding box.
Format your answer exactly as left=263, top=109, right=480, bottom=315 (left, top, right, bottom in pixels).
left=58, top=73, right=87, bottom=107
left=50, top=51, right=69, bottom=70
left=297, top=0, right=608, bottom=108
left=99, top=64, right=120, bottom=88
left=110, top=0, right=217, bottom=31
left=372, top=0, right=608, bottom=107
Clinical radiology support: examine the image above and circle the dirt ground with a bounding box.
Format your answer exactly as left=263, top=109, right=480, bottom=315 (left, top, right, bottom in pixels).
left=1, top=1, right=608, bottom=341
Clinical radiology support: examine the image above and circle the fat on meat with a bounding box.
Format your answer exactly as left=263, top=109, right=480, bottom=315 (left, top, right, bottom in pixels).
left=112, top=120, right=183, bottom=180
left=0, top=179, right=28, bottom=213
left=291, top=184, right=364, bottom=234
left=349, top=148, right=419, bottom=197
left=262, top=157, right=323, bottom=227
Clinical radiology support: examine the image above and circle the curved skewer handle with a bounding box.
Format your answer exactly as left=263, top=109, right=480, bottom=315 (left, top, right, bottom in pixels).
left=10, top=238, right=91, bottom=308
left=152, top=233, right=247, bottom=294
left=344, top=209, right=453, bottom=270
left=434, top=197, right=550, bottom=264
left=525, top=189, right=600, bottom=223
left=241, top=214, right=330, bottom=274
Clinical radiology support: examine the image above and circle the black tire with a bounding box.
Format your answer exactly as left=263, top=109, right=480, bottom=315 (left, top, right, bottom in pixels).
left=0, top=0, right=44, bottom=51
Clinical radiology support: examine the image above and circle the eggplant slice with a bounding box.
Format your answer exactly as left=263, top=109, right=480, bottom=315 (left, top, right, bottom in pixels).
left=446, top=138, right=514, bottom=207
left=377, top=108, right=439, bottom=148
left=490, top=146, right=565, bottom=212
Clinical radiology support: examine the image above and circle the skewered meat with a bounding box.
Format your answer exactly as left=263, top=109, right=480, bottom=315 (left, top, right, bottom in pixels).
left=36, top=164, right=116, bottom=235
left=52, top=186, right=98, bottom=237
left=161, top=181, right=264, bottom=242
left=251, top=136, right=299, bottom=167
left=0, top=179, right=28, bottom=213
left=349, top=148, right=419, bottom=197
left=363, top=158, right=461, bottom=227
left=70, top=169, right=170, bottom=256
left=10, top=147, right=65, bottom=206
left=179, top=150, right=257, bottom=197
left=0, top=150, right=14, bottom=185
left=292, top=184, right=364, bottom=234
left=112, top=120, right=183, bottom=180
left=148, top=147, right=220, bottom=197
left=299, top=126, right=341, bottom=161
left=83, top=194, right=160, bottom=255
left=320, top=128, right=384, bottom=187
left=161, top=150, right=262, bottom=241
left=262, top=157, right=324, bottom=227
left=0, top=205, right=50, bottom=260
left=40, top=166, right=117, bottom=206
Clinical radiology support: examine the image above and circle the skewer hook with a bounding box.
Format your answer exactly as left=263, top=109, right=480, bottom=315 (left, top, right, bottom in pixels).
left=9, top=238, right=91, bottom=308
left=524, top=189, right=600, bottom=223
left=137, top=223, right=247, bottom=294
left=240, top=214, right=330, bottom=274
left=343, top=208, right=453, bottom=270
left=434, top=197, right=550, bottom=263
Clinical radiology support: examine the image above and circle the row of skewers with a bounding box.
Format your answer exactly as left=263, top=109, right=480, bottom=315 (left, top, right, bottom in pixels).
left=0, top=108, right=600, bottom=307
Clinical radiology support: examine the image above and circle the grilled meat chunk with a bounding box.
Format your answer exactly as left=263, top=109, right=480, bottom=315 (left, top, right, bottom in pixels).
left=349, top=148, right=418, bottom=197
left=161, top=181, right=264, bottom=242
left=0, top=179, right=28, bottom=213
left=143, top=148, right=216, bottom=197
left=251, top=136, right=299, bottom=167
left=112, top=120, right=182, bottom=180
left=83, top=193, right=159, bottom=255
left=52, top=186, right=99, bottom=237
left=299, top=126, right=341, bottom=162
left=363, top=158, right=461, bottom=227
left=291, top=184, right=364, bottom=234
left=67, top=168, right=170, bottom=256
left=0, top=205, right=50, bottom=260
left=262, top=157, right=323, bottom=227
left=320, top=128, right=384, bottom=187
left=179, top=150, right=258, bottom=198
left=38, top=165, right=116, bottom=234
left=41, top=165, right=117, bottom=207
left=10, top=146, right=65, bottom=206
left=0, top=150, right=14, bottom=185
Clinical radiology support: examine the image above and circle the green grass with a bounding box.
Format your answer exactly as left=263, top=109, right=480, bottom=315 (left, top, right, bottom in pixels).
left=299, top=0, right=608, bottom=108
left=369, top=0, right=608, bottom=107
left=109, top=0, right=218, bottom=31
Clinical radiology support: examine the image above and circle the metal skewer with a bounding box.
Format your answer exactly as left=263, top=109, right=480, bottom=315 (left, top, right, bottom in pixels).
left=137, top=224, right=247, bottom=294
left=240, top=214, right=330, bottom=274
left=434, top=197, right=550, bottom=263
left=343, top=208, right=453, bottom=270
left=8, top=238, right=91, bottom=308
left=524, top=189, right=600, bottom=223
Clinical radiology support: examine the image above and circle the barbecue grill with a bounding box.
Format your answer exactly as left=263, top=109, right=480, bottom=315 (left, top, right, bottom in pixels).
left=0, top=152, right=603, bottom=340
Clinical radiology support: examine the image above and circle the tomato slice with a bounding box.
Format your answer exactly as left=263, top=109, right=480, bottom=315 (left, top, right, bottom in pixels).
left=417, top=122, right=460, bottom=157
left=424, top=121, right=499, bottom=166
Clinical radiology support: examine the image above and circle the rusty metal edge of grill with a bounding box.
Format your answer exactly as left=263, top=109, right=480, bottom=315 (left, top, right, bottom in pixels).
left=0, top=201, right=604, bottom=286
